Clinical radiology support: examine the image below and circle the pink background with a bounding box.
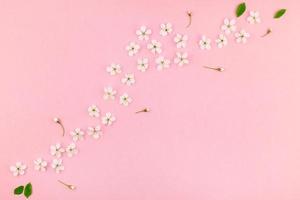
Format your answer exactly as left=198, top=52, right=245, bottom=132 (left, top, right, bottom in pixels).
left=1, top=0, right=300, bottom=199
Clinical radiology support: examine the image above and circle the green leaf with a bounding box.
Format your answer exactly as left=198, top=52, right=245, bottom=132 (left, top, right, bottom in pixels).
left=236, top=2, right=246, bottom=17
left=274, top=9, right=286, bottom=19
left=24, top=183, right=32, bottom=199
left=14, top=185, right=24, bottom=195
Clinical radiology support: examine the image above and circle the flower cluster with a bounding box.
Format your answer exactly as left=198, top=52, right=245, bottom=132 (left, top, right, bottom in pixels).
left=10, top=8, right=261, bottom=177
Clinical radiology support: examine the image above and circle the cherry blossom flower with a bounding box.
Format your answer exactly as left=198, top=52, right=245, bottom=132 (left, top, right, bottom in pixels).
left=136, top=25, right=151, bottom=40
left=174, top=52, right=189, bottom=66
left=126, top=42, right=140, bottom=56
left=120, top=93, right=132, bottom=106
left=102, top=112, right=116, bottom=126
left=137, top=58, right=149, bottom=72
left=70, top=128, right=85, bottom=142
left=66, top=143, right=78, bottom=157
left=87, top=125, right=102, bottom=139
left=235, top=30, right=250, bottom=43
left=34, top=158, right=47, bottom=172
left=147, top=40, right=162, bottom=54
left=199, top=36, right=211, bottom=50
left=103, top=86, right=117, bottom=100
left=215, top=34, right=228, bottom=48
left=155, top=56, right=170, bottom=71
left=221, top=18, right=236, bottom=34
left=247, top=11, right=261, bottom=24
left=10, top=162, right=27, bottom=176
left=51, top=159, right=64, bottom=173
left=50, top=143, right=65, bottom=158
left=106, top=63, right=121, bottom=75
left=121, top=73, right=135, bottom=86
left=88, top=105, right=100, bottom=117
left=174, top=34, right=188, bottom=48
left=160, top=23, right=172, bottom=36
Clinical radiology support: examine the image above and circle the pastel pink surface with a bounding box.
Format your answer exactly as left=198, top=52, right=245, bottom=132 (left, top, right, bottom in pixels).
left=1, top=0, right=300, bottom=199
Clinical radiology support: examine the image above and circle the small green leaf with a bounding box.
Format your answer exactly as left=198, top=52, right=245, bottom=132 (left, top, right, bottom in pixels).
left=236, top=2, right=246, bottom=17
left=274, top=9, right=286, bottom=19
left=14, top=185, right=24, bottom=195
left=24, top=183, right=32, bottom=199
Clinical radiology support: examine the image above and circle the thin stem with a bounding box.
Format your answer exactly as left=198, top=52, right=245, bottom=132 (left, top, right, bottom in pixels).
left=186, top=11, right=192, bottom=28
left=261, top=28, right=272, bottom=37
left=135, top=108, right=150, bottom=114
left=58, top=180, right=76, bottom=190
left=53, top=117, right=65, bottom=136
left=203, top=66, right=224, bottom=72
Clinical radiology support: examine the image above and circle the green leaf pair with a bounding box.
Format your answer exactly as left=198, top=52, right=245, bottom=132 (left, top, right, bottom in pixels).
left=235, top=2, right=286, bottom=19
left=14, top=183, right=32, bottom=199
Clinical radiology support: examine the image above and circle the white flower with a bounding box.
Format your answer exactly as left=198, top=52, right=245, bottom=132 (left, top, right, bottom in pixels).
left=88, top=105, right=100, bottom=117
left=51, top=159, right=64, bottom=173
left=215, top=34, right=228, bottom=48
left=235, top=30, right=250, bottom=43
left=34, top=158, right=47, bottom=172
left=126, top=42, right=140, bottom=56
left=174, top=34, right=188, bottom=48
left=50, top=143, right=65, bottom=158
left=103, top=86, right=116, bottom=100
left=66, top=143, right=78, bottom=157
left=174, top=52, right=189, bottom=66
left=87, top=125, right=102, bottom=139
left=247, top=11, right=261, bottom=24
left=160, top=23, right=172, bottom=36
left=221, top=18, right=236, bottom=34
left=102, top=112, right=116, bottom=126
left=155, top=56, right=170, bottom=71
left=147, top=40, right=162, bottom=54
left=106, top=63, right=121, bottom=75
left=121, top=73, right=135, bottom=86
left=70, top=128, right=85, bottom=142
left=120, top=93, right=132, bottom=106
left=199, top=36, right=211, bottom=50
left=10, top=162, right=27, bottom=176
left=137, top=58, right=149, bottom=72
left=136, top=25, right=151, bottom=40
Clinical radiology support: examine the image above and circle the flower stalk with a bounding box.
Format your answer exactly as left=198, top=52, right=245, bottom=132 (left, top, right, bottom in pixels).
left=203, top=66, right=224, bottom=72
left=186, top=11, right=192, bottom=28
left=261, top=28, right=272, bottom=37
left=135, top=108, right=150, bottom=114
left=53, top=117, right=65, bottom=136
left=58, top=180, right=76, bottom=190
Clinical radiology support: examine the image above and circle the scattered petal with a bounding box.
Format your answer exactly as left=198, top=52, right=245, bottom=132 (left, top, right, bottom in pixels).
left=174, top=52, right=189, bottom=66
left=70, top=128, right=85, bottom=142
left=102, top=112, right=116, bottom=126
left=174, top=34, right=188, bottom=48
left=121, top=73, right=135, bottom=86
left=126, top=42, right=140, bottom=56
left=235, top=29, right=250, bottom=43
left=88, top=105, right=100, bottom=117
left=147, top=40, right=162, bottom=54
left=155, top=56, right=170, bottom=71
left=137, top=58, right=149, bottom=72
left=120, top=93, right=132, bottom=106
left=136, top=25, right=152, bottom=41
left=199, top=35, right=211, bottom=50
left=160, top=23, right=173, bottom=36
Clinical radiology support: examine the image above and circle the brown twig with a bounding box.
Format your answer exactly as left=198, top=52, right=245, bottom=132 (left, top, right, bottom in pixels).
left=203, top=66, right=224, bottom=72
left=58, top=180, right=76, bottom=190
left=53, top=117, right=65, bottom=136
left=186, top=11, right=192, bottom=28
left=135, top=108, right=150, bottom=114
left=261, top=28, right=272, bottom=37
